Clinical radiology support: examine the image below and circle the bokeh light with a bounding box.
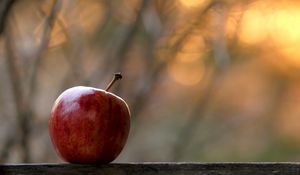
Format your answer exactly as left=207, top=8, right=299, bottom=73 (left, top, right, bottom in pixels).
left=238, top=4, right=269, bottom=44
left=167, top=57, right=205, bottom=86
left=270, top=7, right=300, bottom=66
left=178, top=0, right=208, bottom=9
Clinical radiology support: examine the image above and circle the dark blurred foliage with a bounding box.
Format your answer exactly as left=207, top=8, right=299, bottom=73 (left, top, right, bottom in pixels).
left=1, top=0, right=300, bottom=163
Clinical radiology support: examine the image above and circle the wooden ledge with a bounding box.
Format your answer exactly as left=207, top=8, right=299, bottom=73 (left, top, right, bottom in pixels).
left=1, top=162, right=300, bottom=175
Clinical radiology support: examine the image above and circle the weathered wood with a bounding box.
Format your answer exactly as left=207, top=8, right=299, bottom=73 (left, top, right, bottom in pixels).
left=1, top=162, right=300, bottom=175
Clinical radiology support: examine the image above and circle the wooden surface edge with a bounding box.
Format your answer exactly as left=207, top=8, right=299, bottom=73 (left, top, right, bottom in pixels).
left=1, top=162, right=300, bottom=175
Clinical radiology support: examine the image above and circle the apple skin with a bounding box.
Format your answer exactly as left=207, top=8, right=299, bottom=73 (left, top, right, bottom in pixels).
left=49, top=86, right=130, bottom=164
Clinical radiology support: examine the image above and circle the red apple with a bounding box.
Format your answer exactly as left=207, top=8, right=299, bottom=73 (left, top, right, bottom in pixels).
left=49, top=73, right=130, bottom=164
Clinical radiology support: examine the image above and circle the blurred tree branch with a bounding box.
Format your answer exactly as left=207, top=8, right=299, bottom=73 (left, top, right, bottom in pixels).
left=171, top=3, right=231, bottom=161
left=113, top=0, right=149, bottom=75
left=26, top=0, right=61, bottom=101
left=89, top=0, right=149, bottom=87
left=50, top=1, right=86, bottom=92
left=171, top=68, right=227, bottom=161
left=92, top=0, right=112, bottom=43
left=130, top=0, right=217, bottom=124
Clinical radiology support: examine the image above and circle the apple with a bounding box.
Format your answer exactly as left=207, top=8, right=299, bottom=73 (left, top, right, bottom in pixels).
left=49, top=73, right=130, bottom=164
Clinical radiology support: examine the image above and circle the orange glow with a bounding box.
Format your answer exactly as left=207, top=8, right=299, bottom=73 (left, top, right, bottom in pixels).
left=270, top=8, right=300, bottom=66
left=157, top=34, right=205, bottom=86
left=271, top=9, right=300, bottom=45
left=167, top=33, right=206, bottom=85
left=167, top=57, right=204, bottom=86
left=225, top=16, right=237, bottom=39
left=78, top=1, right=106, bottom=35
left=238, top=8, right=268, bottom=44
left=178, top=0, right=208, bottom=8
left=235, top=1, right=300, bottom=67
left=34, top=13, right=67, bottom=47
left=49, top=19, right=68, bottom=47
left=176, top=34, right=206, bottom=63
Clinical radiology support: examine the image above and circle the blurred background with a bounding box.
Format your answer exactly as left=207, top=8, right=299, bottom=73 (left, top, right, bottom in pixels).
left=1, top=0, right=300, bottom=163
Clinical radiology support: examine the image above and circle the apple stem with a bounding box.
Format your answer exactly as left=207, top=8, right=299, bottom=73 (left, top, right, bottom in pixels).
left=105, top=73, right=122, bottom=91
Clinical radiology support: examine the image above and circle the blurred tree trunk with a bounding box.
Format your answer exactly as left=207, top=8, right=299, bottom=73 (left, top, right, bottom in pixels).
left=0, top=0, right=15, bottom=34
left=0, top=0, right=16, bottom=163
left=2, top=0, right=60, bottom=163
